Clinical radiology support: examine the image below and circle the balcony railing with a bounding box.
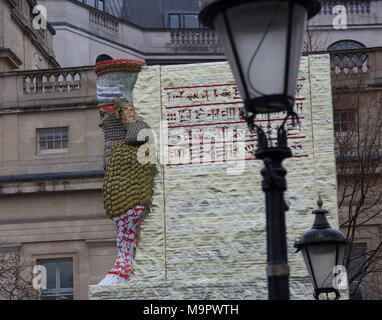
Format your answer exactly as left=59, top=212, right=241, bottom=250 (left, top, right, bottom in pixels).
left=319, top=0, right=371, bottom=14
left=89, top=9, right=119, bottom=33
left=170, top=30, right=219, bottom=45
left=331, top=50, right=369, bottom=75
left=24, top=70, right=82, bottom=94
left=327, top=48, right=382, bottom=89
left=0, top=67, right=96, bottom=110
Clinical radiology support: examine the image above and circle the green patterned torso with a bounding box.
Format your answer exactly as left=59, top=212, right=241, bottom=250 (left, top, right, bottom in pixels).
left=103, top=143, right=156, bottom=218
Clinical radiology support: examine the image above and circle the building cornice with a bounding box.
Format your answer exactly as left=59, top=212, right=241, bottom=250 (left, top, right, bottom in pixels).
left=0, top=170, right=105, bottom=195
left=0, top=170, right=104, bottom=183
left=0, top=101, right=99, bottom=115
left=0, top=65, right=93, bottom=77
left=0, top=48, right=23, bottom=68
left=0, top=215, right=108, bottom=226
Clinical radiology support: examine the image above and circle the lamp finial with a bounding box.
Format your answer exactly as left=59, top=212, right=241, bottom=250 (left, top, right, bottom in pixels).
left=317, top=195, right=323, bottom=209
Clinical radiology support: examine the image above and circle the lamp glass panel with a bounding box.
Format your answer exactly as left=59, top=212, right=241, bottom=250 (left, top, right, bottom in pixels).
left=287, top=4, right=307, bottom=97
left=303, top=244, right=338, bottom=290
left=214, top=1, right=307, bottom=105
left=336, top=243, right=346, bottom=267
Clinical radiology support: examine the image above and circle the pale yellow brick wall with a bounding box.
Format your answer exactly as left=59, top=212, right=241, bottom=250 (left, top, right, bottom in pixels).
left=89, top=54, right=344, bottom=300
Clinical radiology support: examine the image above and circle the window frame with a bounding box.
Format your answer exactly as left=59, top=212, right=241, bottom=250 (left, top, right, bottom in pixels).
left=328, top=40, right=366, bottom=52
left=169, top=14, right=181, bottom=29
left=347, top=243, right=369, bottom=300
left=333, top=109, right=357, bottom=136
left=97, top=0, right=105, bottom=12
left=37, top=127, right=69, bottom=155
left=75, top=0, right=105, bottom=12
left=166, top=11, right=206, bottom=29
left=38, top=258, right=74, bottom=300
left=183, top=14, right=200, bottom=29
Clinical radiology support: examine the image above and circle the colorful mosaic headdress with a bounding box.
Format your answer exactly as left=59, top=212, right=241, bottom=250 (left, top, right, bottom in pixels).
left=94, top=59, right=146, bottom=77
left=95, top=59, right=146, bottom=121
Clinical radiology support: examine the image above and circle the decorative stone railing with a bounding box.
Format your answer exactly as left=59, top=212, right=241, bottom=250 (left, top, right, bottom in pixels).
left=24, top=70, right=82, bottom=94
left=170, top=30, right=219, bottom=45
left=89, top=9, right=119, bottom=33
left=330, top=49, right=369, bottom=75
left=0, top=66, right=97, bottom=110
left=319, top=0, right=371, bottom=14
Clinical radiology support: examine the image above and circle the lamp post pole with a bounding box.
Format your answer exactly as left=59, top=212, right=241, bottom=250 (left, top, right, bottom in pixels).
left=258, top=151, right=291, bottom=299
left=253, top=119, right=292, bottom=300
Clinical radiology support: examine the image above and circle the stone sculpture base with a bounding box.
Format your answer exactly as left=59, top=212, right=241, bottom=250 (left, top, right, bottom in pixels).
left=88, top=277, right=321, bottom=300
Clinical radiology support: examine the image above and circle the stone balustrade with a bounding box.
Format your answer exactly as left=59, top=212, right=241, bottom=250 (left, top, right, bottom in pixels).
left=1, top=48, right=380, bottom=111
left=330, top=49, right=369, bottom=75
left=319, top=0, right=371, bottom=15
left=89, top=9, right=119, bottom=33
left=170, top=30, right=219, bottom=45
left=24, top=70, right=82, bottom=94
left=0, top=66, right=97, bottom=110
left=328, top=47, right=382, bottom=88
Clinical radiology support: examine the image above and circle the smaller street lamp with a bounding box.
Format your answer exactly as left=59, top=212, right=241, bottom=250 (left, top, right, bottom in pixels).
left=294, top=196, right=348, bottom=300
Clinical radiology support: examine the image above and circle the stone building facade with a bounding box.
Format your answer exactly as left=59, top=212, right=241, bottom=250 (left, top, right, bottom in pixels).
left=38, top=0, right=224, bottom=67
left=329, top=47, right=382, bottom=299
left=0, top=65, right=106, bottom=299
left=309, top=0, right=382, bottom=50
left=36, top=0, right=382, bottom=68
left=0, top=0, right=381, bottom=300
left=2, top=0, right=380, bottom=71
left=0, top=0, right=58, bottom=72
left=0, top=54, right=340, bottom=300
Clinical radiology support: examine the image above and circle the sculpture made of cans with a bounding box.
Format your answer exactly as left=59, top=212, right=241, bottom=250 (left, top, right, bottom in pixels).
left=95, top=59, right=156, bottom=285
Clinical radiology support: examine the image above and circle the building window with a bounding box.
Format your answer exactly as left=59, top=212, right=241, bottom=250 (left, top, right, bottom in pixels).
left=96, top=54, right=113, bottom=64
left=168, top=13, right=205, bottom=29
left=328, top=40, right=366, bottom=52
left=38, top=259, right=74, bottom=300
left=85, top=0, right=95, bottom=7
left=348, top=243, right=369, bottom=300
left=169, top=14, right=180, bottom=28
left=76, top=0, right=105, bottom=11
left=37, top=127, right=69, bottom=154
left=97, top=0, right=104, bottom=11
left=184, top=14, right=200, bottom=28
left=334, top=110, right=356, bottom=134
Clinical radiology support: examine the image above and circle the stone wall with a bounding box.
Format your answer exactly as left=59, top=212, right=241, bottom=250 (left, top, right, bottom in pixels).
left=39, top=0, right=223, bottom=68
left=0, top=0, right=58, bottom=71
left=89, top=54, right=342, bottom=300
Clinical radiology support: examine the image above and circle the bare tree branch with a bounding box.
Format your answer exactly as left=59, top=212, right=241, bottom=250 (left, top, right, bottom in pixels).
left=0, top=251, right=39, bottom=300
left=333, top=71, right=382, bottom=299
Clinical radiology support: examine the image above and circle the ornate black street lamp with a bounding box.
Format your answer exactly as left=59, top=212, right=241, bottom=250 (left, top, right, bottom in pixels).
left=294, top=196, right=348, bottom=300
left=199, top=0, right=321, bottom=300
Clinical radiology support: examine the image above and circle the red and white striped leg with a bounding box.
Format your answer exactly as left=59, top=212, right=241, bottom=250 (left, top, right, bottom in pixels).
left=98, top=205, right=145, bottom=285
